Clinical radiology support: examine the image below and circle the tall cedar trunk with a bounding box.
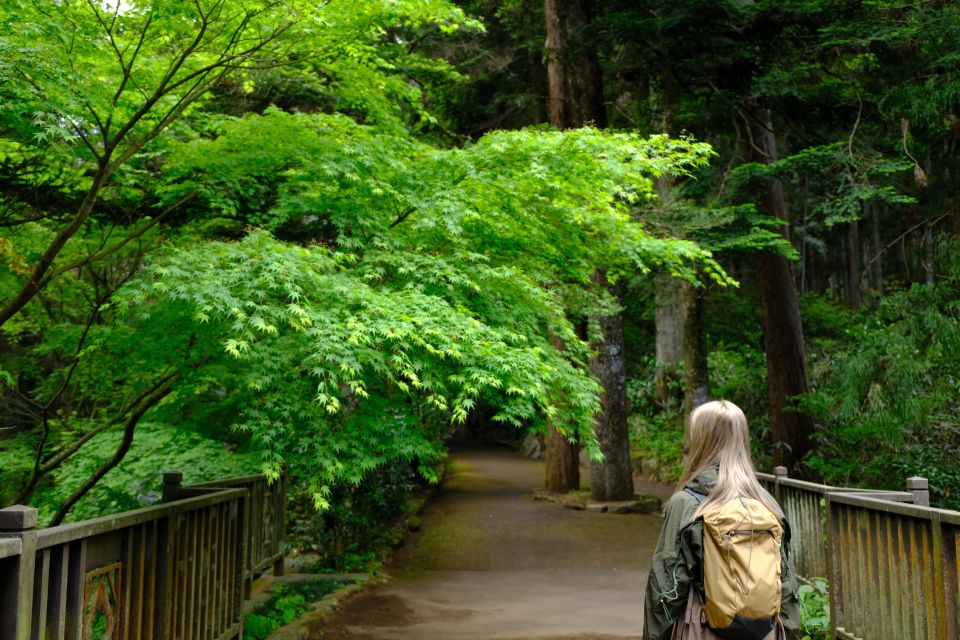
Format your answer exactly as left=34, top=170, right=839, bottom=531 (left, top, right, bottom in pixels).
left=544, top=0, right=606, bottom=129
left=653, top=164, right=685, bottom=411
left=589, top=276, right=633, bottom=501
left=848, top=219, right=862, bottom=309
left=870, top=204, right=884, bottom=301
left=545, top=330, right=580, bottom=492
left=747, top=110, right=816, bottom=471
left=655, top=272, right=685, bottom=409
left=682, top=278, right=710, bottom=452
left=544, top=0, right=628, bottom=495
left=545, top=426, right=580, bottom=491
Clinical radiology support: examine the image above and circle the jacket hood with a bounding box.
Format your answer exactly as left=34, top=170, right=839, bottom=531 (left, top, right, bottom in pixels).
left=686, top=465, right=719, bottom=495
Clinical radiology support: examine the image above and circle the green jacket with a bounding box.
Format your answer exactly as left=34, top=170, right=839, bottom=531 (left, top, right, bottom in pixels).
left=642, top=468, right=800, bottom=640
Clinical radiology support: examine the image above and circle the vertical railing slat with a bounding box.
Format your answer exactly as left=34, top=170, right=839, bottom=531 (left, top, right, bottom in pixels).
left=0, top=506, right=38, bottom=640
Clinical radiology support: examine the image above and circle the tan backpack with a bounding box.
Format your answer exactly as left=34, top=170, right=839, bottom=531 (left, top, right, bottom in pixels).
left=684, top=489, right=783, bottom=640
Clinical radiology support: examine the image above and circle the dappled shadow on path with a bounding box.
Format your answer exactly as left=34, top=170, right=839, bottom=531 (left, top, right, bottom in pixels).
left=311, top=441, right=669, bottom=639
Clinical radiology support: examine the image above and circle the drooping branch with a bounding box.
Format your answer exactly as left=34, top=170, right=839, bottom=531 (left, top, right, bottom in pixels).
left=0, top=165, right=110, bottom=328
left=37, top=190, right=199, bottom=289
left=49, top=372, right=180, bottom=525
left=22, top=298, right=106, bottom=499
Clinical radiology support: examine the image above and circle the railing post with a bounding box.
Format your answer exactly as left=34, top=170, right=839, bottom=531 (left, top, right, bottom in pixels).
left=907, top=476, right=929, bottom=507
left=773, top=465, right=787, bottom=505
left=162, top=470, right=183, bottom=502
left=0, top=505, right=39, bottom=640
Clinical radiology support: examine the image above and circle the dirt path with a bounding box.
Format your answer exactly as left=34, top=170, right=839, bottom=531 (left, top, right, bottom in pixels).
left=311, top=441, right=673, bottom=640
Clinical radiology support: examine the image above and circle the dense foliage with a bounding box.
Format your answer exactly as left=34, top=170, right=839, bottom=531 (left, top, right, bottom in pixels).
left=243, top=579, right=342, bottom=640
left=0, top=0, right=723, bottom=540
left=3, top=0, right=960, bottom=568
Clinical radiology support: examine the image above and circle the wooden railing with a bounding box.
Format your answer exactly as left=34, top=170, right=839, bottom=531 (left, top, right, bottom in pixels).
left=163, top=472, right=286, bottom=599
left=759, top=468, right=960, bottom=640
left=0, top=471, right=285, bottom=640
left=828, top=492, right=958, bottom=640
left=757, top=468, right=918, bottom=580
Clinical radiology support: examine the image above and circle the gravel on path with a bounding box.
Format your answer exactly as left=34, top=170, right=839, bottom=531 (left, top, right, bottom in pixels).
left=310, top=441, right=671, bottom=640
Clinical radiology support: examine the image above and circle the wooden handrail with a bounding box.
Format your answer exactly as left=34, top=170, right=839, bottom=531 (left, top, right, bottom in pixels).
left=35, top=488, right=246, bottom=549
left=762, top=467, right=959, bottom=639
left=0, top=469, right=286, bottom=640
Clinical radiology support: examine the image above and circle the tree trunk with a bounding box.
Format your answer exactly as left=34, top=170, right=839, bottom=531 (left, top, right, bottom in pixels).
left=589, top=276, right=633, bottom=501
left=848, top=219, right=862, bottom=309
left=545, top=426, right=580, bottom=492
left=870, top=204, right=884, bottom=301
left=746, top=109, right=815, bottom=472
left=655, top=273, right=685, bottom=410
left=545, top=330, right=580, bottom=492
left=682, top=278, right=710, bottom=450
left=544, top=0, right=606, bottom=129
left=544, top=0, right=615, bottom=493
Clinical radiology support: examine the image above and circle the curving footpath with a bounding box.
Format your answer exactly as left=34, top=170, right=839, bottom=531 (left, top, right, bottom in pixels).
left=311, top=441, right=673, bottom=640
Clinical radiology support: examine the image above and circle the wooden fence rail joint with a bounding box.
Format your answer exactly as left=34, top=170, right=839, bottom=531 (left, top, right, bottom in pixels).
left=907, top=476, right=930, bottom=507
left=2, top=471, right=285, bottom=640
left=0, top=505, right=38, bottom=531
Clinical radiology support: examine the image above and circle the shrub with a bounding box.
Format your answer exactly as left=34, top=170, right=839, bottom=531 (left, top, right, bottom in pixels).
left=798, top=579, right=830, bottom=640
left=242, top=580, right=342, bottom=640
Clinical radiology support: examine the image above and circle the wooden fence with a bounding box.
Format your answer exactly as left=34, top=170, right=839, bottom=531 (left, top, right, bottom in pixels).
left=0, top=471, right=285, bottom=640
left=760, top=468, right=960, bottom=640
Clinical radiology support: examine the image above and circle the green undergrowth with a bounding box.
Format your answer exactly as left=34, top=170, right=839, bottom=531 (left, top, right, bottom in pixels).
left=798, top=579, right=830, bottom=640
left=7, top=422, right=261, bottom=527
left=628, top=411, right=685, bottom=484
left=286, top=457, right=442, bottom=572
left=243, top=579, right=343, bottom=640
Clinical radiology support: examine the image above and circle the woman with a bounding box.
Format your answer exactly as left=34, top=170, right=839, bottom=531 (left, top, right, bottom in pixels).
left=642, top=400, right=800, bottom=640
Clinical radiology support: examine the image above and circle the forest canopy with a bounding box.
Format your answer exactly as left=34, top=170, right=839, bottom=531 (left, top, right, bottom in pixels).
left=0, top=0, right=722, bottom=522
left=3, top=0, right=960, bottom=533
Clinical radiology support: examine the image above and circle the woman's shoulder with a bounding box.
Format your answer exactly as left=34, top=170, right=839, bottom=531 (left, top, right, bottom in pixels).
left=664, top=488, right=701, bottom=521
left=667, top=487, right=700, bottom=505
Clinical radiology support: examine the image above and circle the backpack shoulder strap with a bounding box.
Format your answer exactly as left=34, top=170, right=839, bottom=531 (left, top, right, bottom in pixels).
left=683, top=487, right=707, bottom=504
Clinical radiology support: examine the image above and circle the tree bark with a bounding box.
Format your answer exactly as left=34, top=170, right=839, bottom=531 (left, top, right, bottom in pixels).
left=589, top=276, right=633, bottom=501
left=746, top=109, right=815, bottom=471
left=655, top=272, right=685, bottom=410
left=848, top=219, right=862, bottom=309
left=545, top=426, right=580, bottom=492
left=544, top=331, right=580, bottom=492
left=544, top=0, right=606, bottom=129
left=682, top=278, right=710, bottom=450
left=544, top=0, right=611, bottom=493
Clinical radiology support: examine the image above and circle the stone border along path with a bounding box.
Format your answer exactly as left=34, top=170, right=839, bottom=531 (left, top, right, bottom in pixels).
left=307, top=440, right=674, bottom=640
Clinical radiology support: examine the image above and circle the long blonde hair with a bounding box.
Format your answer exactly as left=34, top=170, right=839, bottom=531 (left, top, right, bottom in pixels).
left=678, top=399, right=777, bottom=518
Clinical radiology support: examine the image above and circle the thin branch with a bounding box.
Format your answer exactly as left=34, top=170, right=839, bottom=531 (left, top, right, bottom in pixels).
left=70, top=121, right=102, bottom=161
left=736, top=106, right=767, bottom=160
left=388, top=206, right=417, bottom=228
left=105, top=4, right=215, bottom=150
left=388, top=173, right=470, bottom=228
left=20, top=299, right=105, bottom=503
left=107, top=10, right=155, bottom=137
left=11, top=370, right=181, bottom=506
left=0, top=166, right=110, bottom=328
left=49, top=373, right=180, bottom=525
left=865, top=211, right=951, bottom=268
left=39, top=191, right=198, bottom=286
left=847, top=92, right=863, bottom=164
